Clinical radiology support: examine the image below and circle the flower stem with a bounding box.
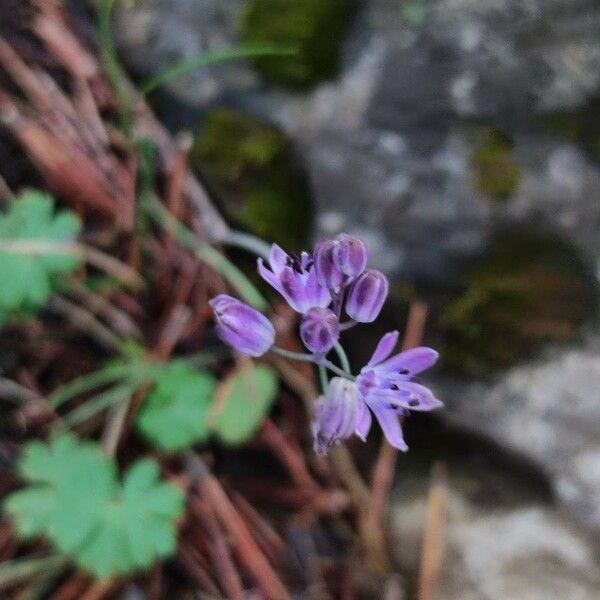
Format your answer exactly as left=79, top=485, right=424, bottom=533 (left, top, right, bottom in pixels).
left=222, top=229, right=272, bottom=261
left=339, top=319, right=357, bottom=331
left=147, top=198, right=268, bottom=310
left=318, top=364, right=328, bottom=393
left=269, top=346, right=355, bottom=381
left=333, top=342, right=351, bottom=373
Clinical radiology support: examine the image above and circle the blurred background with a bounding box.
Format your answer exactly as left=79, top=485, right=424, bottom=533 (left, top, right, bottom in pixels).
left=1, top=0, right=600, bottom=598
left=113, top=1, right=600, bottom=597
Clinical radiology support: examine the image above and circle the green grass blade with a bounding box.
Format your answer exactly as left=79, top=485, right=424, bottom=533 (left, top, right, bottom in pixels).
left=140, top=43, right=296, bottom=95
left=47, top=363, right=135, bottom=409
left=62, top=383, right=138, bottom=427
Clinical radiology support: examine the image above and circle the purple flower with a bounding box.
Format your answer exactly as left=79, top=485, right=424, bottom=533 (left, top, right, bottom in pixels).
left=209, top=294, right=275, bottom=357
left=313, top=240, right=347, bottom=292
left=314, top=234, right=368, bottom=291
left=300, top=307, right=340, bottom=354
left=258, top=244, right=331, bottom=314
left=345, top=269, right=389, bottom=323
left=311, top=377, right=359, bottom=455
left=332, top=234, right=368, bottom=278
left=355, top=331, right=442, bottom=451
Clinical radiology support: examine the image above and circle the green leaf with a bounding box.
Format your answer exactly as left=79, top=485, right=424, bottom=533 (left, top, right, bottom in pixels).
left=4, top=435, right=184, bottom=578
left=213, top=365, right=278, bottom=445
left=0, top=190, right=81, bottom=314
left=136, top=361, right=216, bottom=451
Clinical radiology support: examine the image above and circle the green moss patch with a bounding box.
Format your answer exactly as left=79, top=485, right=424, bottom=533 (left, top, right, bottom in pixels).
left=471, top=127, right=521, bottom=202
left=440, top=230, right=597, bottom=376
left=190, top=107, right=313, bottom=250
left=241, top=0, right=355, bottom=89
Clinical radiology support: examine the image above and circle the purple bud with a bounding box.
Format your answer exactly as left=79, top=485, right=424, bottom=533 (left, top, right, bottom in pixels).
left=209, top=294, right=275, bottom=357
left=313, top=240, right=346, bottom=291
left=345, top=269, right=389, bottom=323
left=311, top=377, right=359, bottom=455
left=300, top=307, right=340, bottom=354
left=332, top=234, right=368, bottom=278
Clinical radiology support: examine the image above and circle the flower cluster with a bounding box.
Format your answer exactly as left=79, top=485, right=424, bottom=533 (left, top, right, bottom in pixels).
left=209, top=234, right=442, bottom=454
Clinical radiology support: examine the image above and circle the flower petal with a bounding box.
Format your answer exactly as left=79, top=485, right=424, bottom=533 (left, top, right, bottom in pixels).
left=279, top=266, right=307, bottom=312
left=367, top=331, right=399, bottom=367
left=355, top=401, right=372, bottom=441
left=257, top=258, right=282, bottom=293
left=376, top=347, right=439, bottom=377
left=368, top=400, right=408, bottom=451
left=269, top=244, right=288, bottom=276
left=303, top=265, right=332, bottom=310
left=393, top=382, right=443, bottom=411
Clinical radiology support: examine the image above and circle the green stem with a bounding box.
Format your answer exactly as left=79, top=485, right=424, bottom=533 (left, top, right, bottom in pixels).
left=222, top=230, right=272, bottom=261
left=141, top=43, right=296, bottom=95
left=0, top=556, right=67, bottom=588
left=47, top=363, right=135, bottom=409
left=62, top=382, right=137, bottom=427
left=147, top=198, right=267, bottom=310
left=318, top=364, right=329, bottom=393
left=98, top=0, right=132, bottom=133
left=270, top=346, right=355, bottom=381
left=333, top=342, right=351, bottom=373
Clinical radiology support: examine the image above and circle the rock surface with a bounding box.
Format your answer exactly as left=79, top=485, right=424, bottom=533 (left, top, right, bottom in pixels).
left=115, top=0, right=600, bottom=283
left=439, top=331, right=600, bottom=534
left=391, top=488, right=600, bottom=600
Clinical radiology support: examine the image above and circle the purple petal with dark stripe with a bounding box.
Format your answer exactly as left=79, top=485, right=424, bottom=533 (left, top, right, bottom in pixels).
left=375, top=347, right=439, bottom=377
left=368, top=400, right=408, bottom=451
left=355, top=401, right=372, bottom=441
left=367, top=330, right=400, bottom=367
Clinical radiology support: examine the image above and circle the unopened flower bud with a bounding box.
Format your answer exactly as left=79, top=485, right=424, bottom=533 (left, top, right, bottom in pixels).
left=345, top=269, right=388, bottom=323
left=209, top=294, right=275, bottom=357
left=332, top=234, right=368, bottom=278
left=300, top=307, right=339, bottom=354
left=311, top=377, right=359, bottom=455
left=313, top=240, right=346, bottom=291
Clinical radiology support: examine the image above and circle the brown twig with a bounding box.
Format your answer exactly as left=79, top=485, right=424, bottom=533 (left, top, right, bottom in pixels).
left=259, top=418, right=319, bottom=495
left=177, top=543, right=221, bottom=596
left=185, top=453, right=291, bottom=600
left=417, top=462, right=447, bottom=600
left=48, top=574, right=90, bottom=600
left=48, top=295, right=124, bottom=351
left=66, top=280, right=142, bottom=339
left=230, top=491, right=287, bottom=565
left=363, top=300, right=429, bottom=571
left=189, top=496, right=245, bottom=600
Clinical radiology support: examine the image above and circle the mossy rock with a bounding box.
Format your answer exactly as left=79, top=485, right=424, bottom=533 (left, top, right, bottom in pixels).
left=471, top=127, right=521, bottom=202
left=241, top=0, right=356, bottom=89
left=531, top=95, right=600, bottom=164
left=440, top=230, right=597, bottom=376
left=190, top=107, right=313, bottom=250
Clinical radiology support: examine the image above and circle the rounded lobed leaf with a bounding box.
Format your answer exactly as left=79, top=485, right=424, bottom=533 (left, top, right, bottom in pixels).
left=3, top=435, right=184, bottom=579
left=136, top=361, right=217, bottom=451
left=0, top=190, right=81, bottom=315
left=213, top=364, right=278, bottom=445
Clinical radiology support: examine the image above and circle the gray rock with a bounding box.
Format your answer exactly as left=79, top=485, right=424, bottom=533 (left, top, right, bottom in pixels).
left=390, top=489, right=600, bottom=600
left=115, top=0, right=600, bottom=282
left=440, top=332, right=600, bottom=533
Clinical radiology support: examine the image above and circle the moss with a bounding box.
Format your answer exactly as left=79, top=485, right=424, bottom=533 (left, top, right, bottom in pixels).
left=471, top=127, right=521, bottom=201
left=440, top=230, right=597, bottom=376
left=240, top=0, right=356, bottom=89
left=190, top=107, right=313, bottom=251
left=531, top=95, right=600, bottom=164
